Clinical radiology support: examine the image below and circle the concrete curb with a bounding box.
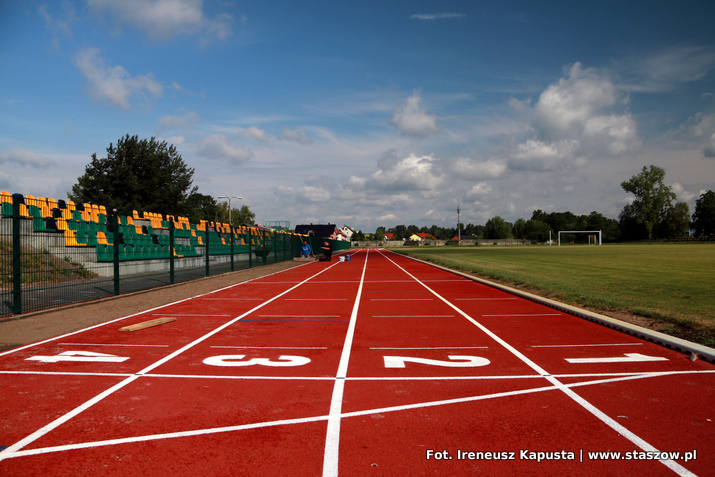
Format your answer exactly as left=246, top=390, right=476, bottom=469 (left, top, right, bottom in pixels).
left=400, top=253, right=715, bottom=364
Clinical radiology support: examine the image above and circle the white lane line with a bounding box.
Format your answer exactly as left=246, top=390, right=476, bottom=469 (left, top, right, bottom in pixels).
left=210, top=346, right=328, bottom=350
left=372, top=315, right=454, bottom=318
left=0, top=262, right=340, bottom=463
left=258, top=315, right=342, bottom=318
left=380, top=250, right=696, bottom=477
left=455, top=297, right=518, bottom=301
left=370, top=346, right=488, bottom=350
left=59, top=343, right=169, bottom=348
left=482, top=313, right=562, bottom=317
left=151, top=313, right=232, bottom=317
left=531, top=343, right=644, bottom=348
left=322, top=250, right=369, bottom=477
left=370, top=298, right=434, bottom=301
left=285, top=298, right=348, bottom=301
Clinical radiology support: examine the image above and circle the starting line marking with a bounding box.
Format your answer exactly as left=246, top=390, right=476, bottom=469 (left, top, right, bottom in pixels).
left=4, top=370, right=697, bottom=462
left=565, top=353, right=669, bottom=364
left=59, top=343, right=170, bottom=348
left=532, top=343, right=643, bottom=348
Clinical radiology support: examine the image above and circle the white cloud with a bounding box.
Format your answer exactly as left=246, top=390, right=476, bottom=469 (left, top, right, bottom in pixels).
left=278, top=127, right=313, bottom=144
left=705, top=132, right=715, bottom=158
left=671, top=182, right=696, bottom=202
left=196, top=134, right=253, bottom=164
left=390, top=90, right=439, bottom=138
left=159, top=111, right=199, bottom=130
left=533, top=63, right=618, bottom=141
left=369, top=153, right=443, bottom=191
left=624, top=46, right=715, bottom=93
left=87, top=0, right=234, bottom=42
left=0, top=148, right=55, bottom=167
left=452, top=158, right=507, bottom=179
left=507, top=62, right=640, bottom=171
left=410, top=13, right=465, bottom=21
left=238, top=126, right=273, bottom=143
left=74, top=48, right=163, bottom=110
left=508, top=139, right=585, bottom=171
left=467, top=181, right=492, bottom=197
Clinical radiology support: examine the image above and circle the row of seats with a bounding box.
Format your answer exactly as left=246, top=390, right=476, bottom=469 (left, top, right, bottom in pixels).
left=2, top=192, right=286, bottom=262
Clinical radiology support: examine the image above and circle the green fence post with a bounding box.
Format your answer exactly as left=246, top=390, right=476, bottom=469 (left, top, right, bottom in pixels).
left=230, top=225, right=235, bottom=272
left=169, top=220, right=175, bottom=284
left=248, top=228, right=252, bottom=268
left=110, top=209, right=120, bottom=295
left=11, top=194, right=22, bottom=314
left=205, top=226, right=210, bottom=276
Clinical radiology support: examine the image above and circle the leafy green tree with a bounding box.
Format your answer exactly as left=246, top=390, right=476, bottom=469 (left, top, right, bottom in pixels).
left=658, top=202, right=690, bottom=238
left=620, top=165, right=675, bottom=239
left=70, top=135, right=197, bottom=217
left=184, top=192, right=218, bottom=223
left=524, top=219, right=552, bottom=242
left=512, top=218, right=527, bottom=239
left=484, top=216, right=512, bottom=239
left=692, top=190, right=715, bottom=237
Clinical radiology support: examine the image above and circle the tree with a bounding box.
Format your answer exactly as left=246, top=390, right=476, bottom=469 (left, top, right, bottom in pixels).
left=620, top=165, right=675, bottom=239
left=184, top=192, right=218, bottom=223
left=69, top=135, right=198, bottom=217
left=512, top=218, right=527, bottom=239
left=692, top=190, right=715, bottom=237
left=658, top=202, right=690, bottom=238
left=484, top=216, right=512, bottom=239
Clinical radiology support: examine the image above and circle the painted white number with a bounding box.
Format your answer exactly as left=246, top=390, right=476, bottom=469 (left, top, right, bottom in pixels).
left=383, top=355, right=490, bottom=369
left=26, top=351, right=129, bottom=363
left=565, top=353, right=668, bottom=364
left=203, top=355, right=311, bottom=367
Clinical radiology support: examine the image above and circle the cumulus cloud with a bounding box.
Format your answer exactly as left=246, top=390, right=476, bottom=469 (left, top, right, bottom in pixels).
left=74, top=48, right=163, bottom=110
left=87, top=0, right=234, bottom=42
left=390, top=91, right=439, bottom=138
left=671, top=182, right=696, bottom=202
left=196, top=134, right=253, bottom=164
left=508, top=62, right=640, bottom=171
left=508, top=139, right=585, bottom=171
left=369, top=152, right=443, bottom=191
left=0, top=148, right=55, bottom=167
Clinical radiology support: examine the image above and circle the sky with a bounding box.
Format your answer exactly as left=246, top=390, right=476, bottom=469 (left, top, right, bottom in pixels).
left=1, top=0, right=714, bottom=233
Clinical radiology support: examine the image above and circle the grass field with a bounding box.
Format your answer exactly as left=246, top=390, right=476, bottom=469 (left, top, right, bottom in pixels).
left=398, top=243, right=715, bottom=346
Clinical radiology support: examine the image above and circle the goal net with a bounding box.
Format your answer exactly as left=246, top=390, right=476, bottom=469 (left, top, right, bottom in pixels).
left=557, top=230, right=602, bottom=246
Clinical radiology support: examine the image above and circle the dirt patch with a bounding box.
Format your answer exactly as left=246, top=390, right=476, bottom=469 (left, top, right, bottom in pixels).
left=0, top=261, right=306, bottom=352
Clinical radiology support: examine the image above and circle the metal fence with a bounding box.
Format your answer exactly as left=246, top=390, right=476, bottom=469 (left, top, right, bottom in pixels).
left=1, top=193, right=348, bottom=317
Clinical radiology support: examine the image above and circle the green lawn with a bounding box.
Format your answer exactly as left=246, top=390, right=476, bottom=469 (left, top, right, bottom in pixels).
left=398, top=243, right=715, bottom=334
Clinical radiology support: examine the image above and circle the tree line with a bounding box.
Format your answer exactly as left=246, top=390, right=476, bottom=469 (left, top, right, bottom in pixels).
left=69, top=137, right=715, bottom=241
left=357, top=166, right=715, bottom=243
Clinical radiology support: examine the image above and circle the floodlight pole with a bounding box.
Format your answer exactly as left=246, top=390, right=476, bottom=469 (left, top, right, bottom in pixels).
left=218, top=195, right=243, bottom=225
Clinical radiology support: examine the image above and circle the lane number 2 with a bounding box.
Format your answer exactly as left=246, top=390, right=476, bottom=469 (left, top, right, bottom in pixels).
left=383, top=355, right=490, bottom=368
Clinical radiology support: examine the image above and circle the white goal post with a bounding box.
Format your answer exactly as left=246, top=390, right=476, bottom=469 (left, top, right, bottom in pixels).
left=557, top=230, right=602, bottom=246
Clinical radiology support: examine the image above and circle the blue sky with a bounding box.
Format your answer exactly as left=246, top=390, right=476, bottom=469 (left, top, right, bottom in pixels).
left=1, top=1, right=714, bottom=232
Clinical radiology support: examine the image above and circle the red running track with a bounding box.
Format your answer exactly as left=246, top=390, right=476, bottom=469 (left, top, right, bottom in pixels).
left=0, top=249, right=713, bottom=476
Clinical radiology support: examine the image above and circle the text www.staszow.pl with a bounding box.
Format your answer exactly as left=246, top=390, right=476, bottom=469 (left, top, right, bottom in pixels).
left=587, top=449, right=697, bottom=463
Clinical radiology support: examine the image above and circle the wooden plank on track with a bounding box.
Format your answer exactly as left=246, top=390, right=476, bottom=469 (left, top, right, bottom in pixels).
left=119, top=317, right=176, bottom=332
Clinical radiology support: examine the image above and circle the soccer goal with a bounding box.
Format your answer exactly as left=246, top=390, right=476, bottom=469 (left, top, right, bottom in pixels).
left=557, top=230, right=602, bottom=246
